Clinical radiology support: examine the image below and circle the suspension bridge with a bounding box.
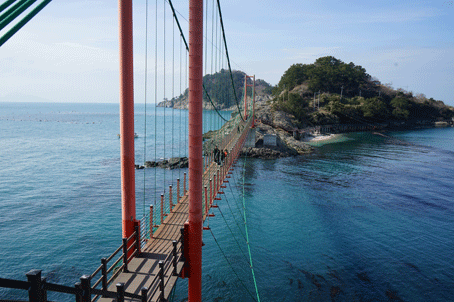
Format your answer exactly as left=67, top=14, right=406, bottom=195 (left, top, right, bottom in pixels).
left=0, top=0, right=261, bottom=301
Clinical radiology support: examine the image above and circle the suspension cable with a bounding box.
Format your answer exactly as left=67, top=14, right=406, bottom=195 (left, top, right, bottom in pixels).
left=172, top=13, right=175, bottom=184
left=221, top=190, right=247, bottom=241
left=143, top=0, right=149, bottom=215
left=241, top=156, right=261, bottom=302
left=163, top=0, right=166, bottom=192
left=168, top=0, right=228, bottom=123
left=154, top=0, right=158, bottom=205
left=216, top=0, right=244, bottom=121
left=209, top=228, right=258, bottom=302
left=179, top=36, right=182, bottom=177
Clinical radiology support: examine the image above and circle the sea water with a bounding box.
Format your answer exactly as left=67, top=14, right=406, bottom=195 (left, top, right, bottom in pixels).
left=1, top=102, right=453, bottom=301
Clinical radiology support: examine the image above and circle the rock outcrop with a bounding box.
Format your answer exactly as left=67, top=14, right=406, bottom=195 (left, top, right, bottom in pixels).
left=136, top=157, right=189, bottom=169
left=241, top=100, right=314, bottom=158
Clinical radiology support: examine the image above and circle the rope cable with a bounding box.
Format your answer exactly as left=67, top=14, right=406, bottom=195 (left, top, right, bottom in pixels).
left=179, top=36, right=182, bottom=177
left=216, top=204, right=251, bottom=266
left=211, top=0, right=214, bottom=76
left=172, top=14, right=175, bottom=184
left=168, top=0, right=227, bottom=124
left=241, top=156, right=261, bottom=302
left=143, top=0, right=149, bottom=216
left=221, top=190, right=247, bottom=241
left=0, top=0, right=17, bottom=15
left=214, top=0, right=218, bottom=73
left=216, top=0, right=244, bottom=121
left=154, top=0, right=158, bottom=205
left=209, top=228, right=258, bottom=302
left=163, top=0, right=166, bottom=192
left=166, top=0, right=247, bottom=78
left=185, top=43, right=188, bottom=165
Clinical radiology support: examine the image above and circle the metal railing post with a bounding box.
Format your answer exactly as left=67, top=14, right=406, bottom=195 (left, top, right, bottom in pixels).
left=169, top=185, right=173, bottom=212
left=217, top=169, right=220, bottom=192
left=150, top=205, right=154, bottom=238
left=101, top=258, right=108, bottom=294
left=204, top=185, right=208, bottom=215
left=160, top=194, right=164, bottom=222
left=159, top=261, right=165, bottom=301
left=183, top=172, right=187, bottom=195
left=213, top=173, right=216, bottom=198
left=116, top=283, right=125, bottom=302
left=80, top=275, right=91, bottom=302
left=173, top=240, right=178, bottom=276
left=177, top=178, right=180, bottom=203
left=209, top=179, right=213, bottom=206
left=122, top=238, right=129, bottom=272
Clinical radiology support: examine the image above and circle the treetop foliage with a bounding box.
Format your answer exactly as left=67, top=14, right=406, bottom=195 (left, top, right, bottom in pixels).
left=272, top=56, right=453, bottom=125
left=172, top=69, right=272, bottom=109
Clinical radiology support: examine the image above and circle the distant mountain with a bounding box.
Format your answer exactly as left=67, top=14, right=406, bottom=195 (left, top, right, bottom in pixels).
left=157, top=69, right=273, bottom=110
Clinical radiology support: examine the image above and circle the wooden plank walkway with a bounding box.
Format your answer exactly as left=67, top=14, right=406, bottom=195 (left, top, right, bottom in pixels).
left=98, top=119, right=251, bottom=302
left=98, top=161, right=222, bottom=302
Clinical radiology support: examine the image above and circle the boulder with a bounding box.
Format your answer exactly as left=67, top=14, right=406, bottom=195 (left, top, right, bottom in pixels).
left=144, top=161, right=157, bottom=168
left=272, top=110, right=296, bottom=130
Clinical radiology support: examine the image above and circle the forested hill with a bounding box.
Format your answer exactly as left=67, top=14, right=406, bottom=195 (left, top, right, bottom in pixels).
left=157, top=69, right=273, bottom=110
left=271, top=56, right=454, bottom=126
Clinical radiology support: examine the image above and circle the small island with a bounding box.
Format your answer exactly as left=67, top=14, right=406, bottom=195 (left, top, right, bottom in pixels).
left=157, top=56, right=454, bottom=159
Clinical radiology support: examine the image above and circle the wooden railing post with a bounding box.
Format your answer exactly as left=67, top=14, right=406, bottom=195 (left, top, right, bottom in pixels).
left=159, top=261, right=165, bottom=301
left=80, top=275, right=91, bottom=302
left=122, top=238, right=128, bottom=272
left=101, top=258, right=108, bottom=295
left=141, top=287, right=148, bottom=302
left=135, top=224, right=140, bottom=254
left=173, top=240, right=178, bottom=276
left=75, top=282, right=82, bottom=302
left=26, top=270, right=44, bottom=302
left=116, top=283, right=125, bottom=302
left=180, top=228, right=185, bottom=263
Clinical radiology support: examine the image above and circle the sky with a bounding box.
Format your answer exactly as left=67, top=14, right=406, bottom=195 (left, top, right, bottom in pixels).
left=0, top=0, right=453, bottom=106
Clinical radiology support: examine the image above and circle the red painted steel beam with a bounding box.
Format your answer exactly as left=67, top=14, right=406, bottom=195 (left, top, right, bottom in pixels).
left=119, top=0, right=136, bottom=240
left=188, top=0, right=203, bottom=300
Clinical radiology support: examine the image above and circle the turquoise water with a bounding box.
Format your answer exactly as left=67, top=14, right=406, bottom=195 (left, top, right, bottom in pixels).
left=1, top=103, right=453, bottom=301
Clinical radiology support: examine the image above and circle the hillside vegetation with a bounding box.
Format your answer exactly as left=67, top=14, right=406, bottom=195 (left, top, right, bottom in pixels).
left=272, top=56, right=454, bottom=127
left=158, top=69, right=273, bottom=110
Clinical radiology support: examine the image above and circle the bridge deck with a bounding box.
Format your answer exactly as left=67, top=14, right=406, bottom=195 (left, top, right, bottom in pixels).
left=98, top=118, right=250, bottom=302
left=98, top=161, right=221, bottom=302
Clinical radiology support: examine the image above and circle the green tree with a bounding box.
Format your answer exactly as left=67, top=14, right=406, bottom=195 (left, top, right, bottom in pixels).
left=274, top=92, right=309, bottom=122
left=390, top=97, right=411, bottom=120
left=362, top=97, right=388, bottom=119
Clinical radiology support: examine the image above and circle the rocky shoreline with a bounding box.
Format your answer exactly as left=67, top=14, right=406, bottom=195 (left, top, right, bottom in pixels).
left=135, top=157, right=189, bottom=170
left=141, top=97, right=454, bottom=163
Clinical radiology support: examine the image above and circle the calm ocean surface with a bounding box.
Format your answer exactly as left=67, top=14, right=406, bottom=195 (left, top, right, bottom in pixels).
left=1, top=102, right=453, bottom=301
